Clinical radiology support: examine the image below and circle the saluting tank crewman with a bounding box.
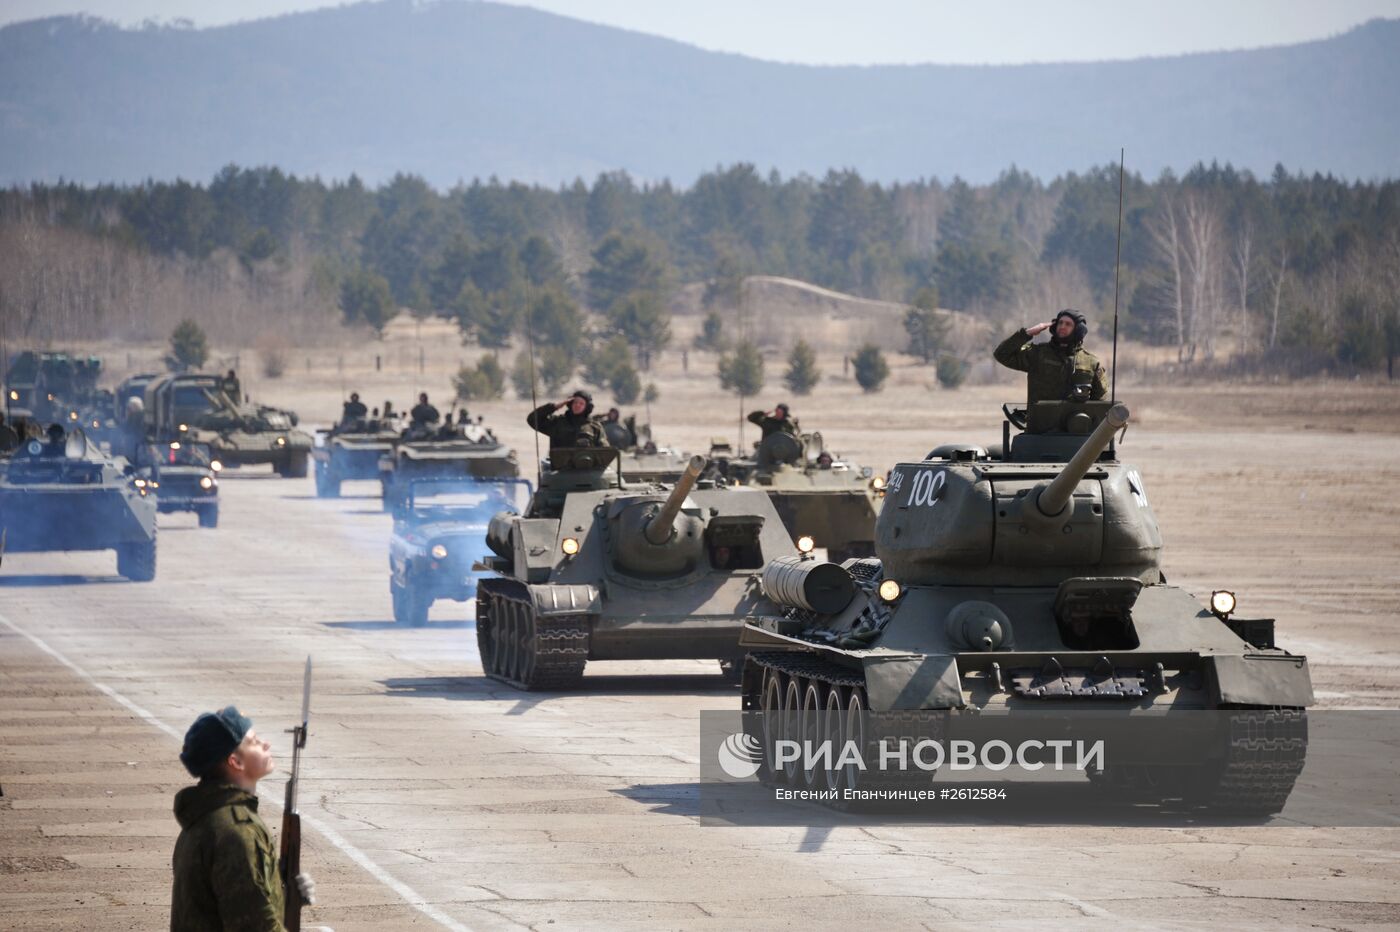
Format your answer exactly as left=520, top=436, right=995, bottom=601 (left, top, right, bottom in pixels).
left=527, top=389, right=609, bottom=453
left=993, top=309, right=1108, bottom=405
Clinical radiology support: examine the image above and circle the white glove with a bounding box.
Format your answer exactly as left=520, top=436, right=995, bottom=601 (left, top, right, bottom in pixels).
left=295, top=871, right=316, bottom=905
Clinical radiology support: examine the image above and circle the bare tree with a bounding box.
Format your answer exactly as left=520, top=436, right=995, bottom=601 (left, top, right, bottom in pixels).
left=1266, top=244, right=1289, bottom=349
left=1232, top=220, right=1254, bottom=354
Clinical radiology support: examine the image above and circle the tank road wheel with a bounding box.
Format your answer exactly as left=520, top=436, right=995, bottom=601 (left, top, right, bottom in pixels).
left=799, top=680, right=827, bottom=789
left=760, top=668, right=787, bottom=783
left=842, top=686, right=868, bottom=795
left=116, top=536, right=157, bottom=582
left=782, top=676, right=804, bottom=785
left=197, top=503, right=219, bottom=528
left=822, top=685, right=846, bottom=794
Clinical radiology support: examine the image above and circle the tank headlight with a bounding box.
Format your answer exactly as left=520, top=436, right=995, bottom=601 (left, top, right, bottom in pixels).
left=68, top=410, right=78, bottom=421
left=170, top=441, right=181, bottom=451
left=8, top=390, right=16, bottom=400
left=871, top=475, right=886, bottom=491
left=133, top=478, right=147, bottom=489
left=1210, top=590, right=1237, bottom=618
left=210, top=460, right=223, bottom=472
left=275, top=436, right=287, bottom=446
left=878, top=579, right=902, bottom=602
left=796, top=535, right=815, bottom=554
left=178, top=423, right=188, bottom=432
left=431, top=543, right=448, bottom=559
left=561, top=537, right=580, bottom=556
left=199, top=476, right=214, bottom=490
left=91, top=419, right=100, bottom=428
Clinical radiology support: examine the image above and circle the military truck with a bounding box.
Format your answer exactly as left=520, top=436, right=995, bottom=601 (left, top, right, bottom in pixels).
left=144, top=373, right=312, bottom=477
left=708, top=428, right=883, bottom=562
left=379, top=420, right=518, bottom=512
left=133, top=437, right=221, bottom=528
left=388, top=477, right=533, bottom=626
left=313, top=418, right=401, bottom=498
left=476, top=451, right=802, bottom=690
left=0, top=425, right=158, bottom=580
left=4, top=351, right=105, bottom=423
left=739, top=401, right=1312, bottom=815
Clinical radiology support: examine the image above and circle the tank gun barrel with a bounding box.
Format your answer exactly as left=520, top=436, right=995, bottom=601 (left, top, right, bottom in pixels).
left=1036, top=403, right=1129, bottom=517
left=644, top=454, right=707, bottom=545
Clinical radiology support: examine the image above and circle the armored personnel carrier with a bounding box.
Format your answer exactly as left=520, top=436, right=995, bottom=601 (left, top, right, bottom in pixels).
left=4, top=351, right=105, bottom=424
left=709, top=428, right=883, bottom=562
left=739, top=401, right=1312, bottom=815
left=379, top=420, right=518, bottom=512
left=0, top=425, right=158, bottom=580
left=144, top=373, right=312, bottom=477
left=476, top=451, right=800, bottom=690
left=313, top=418, right=401, bottom=498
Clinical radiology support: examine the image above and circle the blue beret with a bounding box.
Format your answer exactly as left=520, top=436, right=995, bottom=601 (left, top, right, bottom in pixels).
left=179, top=706, right=252, bottom=778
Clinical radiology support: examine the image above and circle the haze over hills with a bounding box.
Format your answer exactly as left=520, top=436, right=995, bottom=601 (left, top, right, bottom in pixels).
left=2, top=0, right=1397, bottom=187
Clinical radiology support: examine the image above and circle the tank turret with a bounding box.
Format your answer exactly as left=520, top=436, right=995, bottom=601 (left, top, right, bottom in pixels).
left=879, top=402, right=1159, bottom=588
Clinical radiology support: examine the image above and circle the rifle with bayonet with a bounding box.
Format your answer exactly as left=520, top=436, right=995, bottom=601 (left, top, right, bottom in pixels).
left=280, top=656, right=312, bottom=932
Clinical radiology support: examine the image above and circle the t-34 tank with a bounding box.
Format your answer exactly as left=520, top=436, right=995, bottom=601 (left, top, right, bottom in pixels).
left=144, top=373, right=312, bottom=477
left=476, top=451, right=799, bottom=690
left=709, top=428, right=883, bottom=562
left=0, top=425, right=158, bottom=580
left=739, top=401, right=1312, bottom=814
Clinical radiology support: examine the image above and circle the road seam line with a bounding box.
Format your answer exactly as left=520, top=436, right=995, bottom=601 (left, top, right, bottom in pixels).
left=0, top=612, right=475, bottom=932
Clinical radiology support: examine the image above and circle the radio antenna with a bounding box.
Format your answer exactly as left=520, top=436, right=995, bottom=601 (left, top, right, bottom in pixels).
left=1110, top=148, right=1125, bottom=403
left=523, top=283, right=542, bottom=488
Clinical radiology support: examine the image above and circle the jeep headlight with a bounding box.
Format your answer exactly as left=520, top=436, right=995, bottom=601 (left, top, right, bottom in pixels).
left=1210, top=590, right=1236, bottom=618
left=7, top=390, right=16, bottom=400
left=170, top=441, right=181, bottom=451
left=199, top=476, right=214, bottom=490
left=431, top=543, right=448, bottom=559
left=210, top=460, right=223, bottom=472
left=878, top=579, right=902, bottom=602
left=561, top=537, right=580, bottom=556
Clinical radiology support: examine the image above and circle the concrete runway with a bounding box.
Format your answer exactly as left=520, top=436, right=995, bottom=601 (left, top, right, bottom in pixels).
left=3, top=466, right=1399, bottom=930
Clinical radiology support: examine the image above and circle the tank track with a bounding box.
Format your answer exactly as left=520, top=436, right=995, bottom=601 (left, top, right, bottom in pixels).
left=1196, top=707, right=1308, bottom=815
left=745, top=651, right=944, bottom=804
left=1087, top=706, right=1307, bottom=816
left=476, top=583, right=589, bottom=690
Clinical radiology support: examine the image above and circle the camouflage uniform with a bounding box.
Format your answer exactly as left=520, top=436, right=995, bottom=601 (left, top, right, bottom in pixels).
left=171, top=781, right=285, bottom=931
left=993, top=328, right=1109, bottom=405
left=747, top=410, right=798, bottom=439
left=527, top=403, right=609, bottom=453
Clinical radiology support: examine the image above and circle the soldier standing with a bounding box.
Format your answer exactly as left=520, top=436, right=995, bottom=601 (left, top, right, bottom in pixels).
left=527, top=389, right=609, bottom=453
left=409, top=393, right=440, bottom=427
left=994, top=310, right=1109, bottom=405
left=222, top=370, right=242, bottom=405
left=601, top=407, right=638, bottom=450
left=340, top=392, right=368, bottom=426
left=170, top=705, right=321, bottom=931
left=747, top=403, right=798, bottom=439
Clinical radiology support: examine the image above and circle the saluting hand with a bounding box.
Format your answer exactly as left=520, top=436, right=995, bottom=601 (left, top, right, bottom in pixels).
left=1026, top=321, right=1054, bottom=337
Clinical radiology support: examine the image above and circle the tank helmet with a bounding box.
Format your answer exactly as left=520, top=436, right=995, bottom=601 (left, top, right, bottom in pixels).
left=776, top=403, right=790, bottom=416
left=568, top=389, right=594, bottom=418
left=1053, top=309, right=1089, bottom=346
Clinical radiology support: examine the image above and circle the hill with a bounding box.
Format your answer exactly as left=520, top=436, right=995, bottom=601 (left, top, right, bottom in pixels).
left=2, top=2, right=1398, bottom=186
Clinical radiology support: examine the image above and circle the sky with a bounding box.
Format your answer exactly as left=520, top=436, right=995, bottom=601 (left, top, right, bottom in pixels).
left=1, top=0, right=1398, bottom=65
